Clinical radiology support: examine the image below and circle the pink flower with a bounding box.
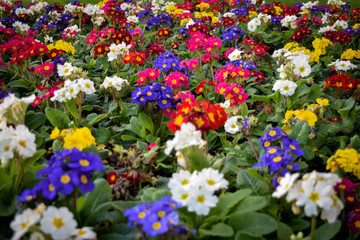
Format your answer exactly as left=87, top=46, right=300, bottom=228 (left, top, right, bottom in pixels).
left=146, top=142, right=157, bottom=150
left=31, top=96, right=41, bottom=107
left=187, top=58, right=198, bottom=70
left=163, top=71, right=189, bottom=89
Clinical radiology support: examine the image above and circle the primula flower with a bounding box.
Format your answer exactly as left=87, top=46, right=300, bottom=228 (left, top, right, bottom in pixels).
left=168, top=100, right=227, bottom=133
left=107, top=171, right=118, bottom=184
left=63, top=127, right=96, bottom=150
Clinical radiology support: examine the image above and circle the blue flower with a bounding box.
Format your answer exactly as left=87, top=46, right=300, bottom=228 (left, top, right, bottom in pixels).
left=281, top=136, right=304, bottom=157
left=142, top=215, right=169, bottom=237
left=34, top=179, right=57, bottom=200
left=124, top=202, right=152, bottom=226
left=17, top=189, right=36, bottom=203
left=68, top=148, right=105, bottom=172
left=49, top=168, right=76, bottom=195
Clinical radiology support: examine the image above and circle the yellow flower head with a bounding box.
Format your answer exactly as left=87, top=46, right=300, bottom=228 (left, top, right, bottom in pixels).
left=326, top=149, right=360, bottom=179
left=316, top=98, right=329, bottom=106
left=297, top=110, right=318, bottom=126
left=63, top=127, right=96, bottom=150
left=48, top=40, right=76, bottom=55
left=50, top=127, right=60, bottom=139
left=283, top=110, right=296, bottom=123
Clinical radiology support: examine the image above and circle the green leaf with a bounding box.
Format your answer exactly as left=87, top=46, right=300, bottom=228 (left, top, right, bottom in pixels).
left=314, top=220, right=341, bottom=240
left=25, top=112, right=46, bottom=130
left=240, top=102, right=248, bottom=117
left=233, top=196, right=267, bottom=214
left=45, top=107, right=71, bottom=129
left=66, top=99, right=79, bottom=119
left=288, top=218, right=310, bottom=232
left=303, top=146, right=315, bottom=160
left=228, top=212, right=277, bottom=237
left=288, top=120, right=310, bottom=145
left=93, top=127, right=111, bottom=145
left=350, top=135, right=360, bottom=151
left=199, top=223, right=234, bottom=237
left=80, top=179, right=112, bottom=223
left=129, top=116, right=143, bottom=137
left=277, top=222, right=294, bottom=240
left=23, top=149, right=46, bottom=170
left=236, top=169, right=269, bottom=195
left=138, top=113, right=154, bottom=135
left=85, top=113, right=107, bottom=128
left=139, top=188, right=171, bottom=202
left=234, top=232, right=262, bottom=240
left=112, top=201, right=142, bottom=213
left=211, top=189, right=253, bottom=218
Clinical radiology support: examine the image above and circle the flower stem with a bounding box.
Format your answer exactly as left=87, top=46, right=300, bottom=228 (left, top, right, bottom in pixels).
left=78, top=102, right=82, bottom=127
left=73, top=189, right=77, bottom=211
left=247, top=135, right=259, bottom=161
left=233, top=132, right=238, bottom=148
left=204, top=131, right=208, bottom=154
left=310, top=216, right=316, bottom=240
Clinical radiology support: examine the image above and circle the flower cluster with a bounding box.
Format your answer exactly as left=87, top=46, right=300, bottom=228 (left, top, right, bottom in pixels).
left=101, top=75, right=128, bottom=91
left=107, top=42, right=131, bottom=62
left=168, top=100, right=227, bottom=133
left=324, top=74, right=358, bottom=91
left=327, top=148, right=360, bottom=179
left=273, top=80, right=297, bottom=96
left=10, top=204, right=96, bottom=240
left=273, top=171, right=343, bottom=223
left=50, top=127, right=96, bottom=151
left=51, top=78, right=96, bottom=102
left=124, top=196, right=183, bottom=237
left=215, top=82, right=248, bottom=106
left=163, top=71, right=189, bottom=89
left=224, top=116, right=249, bottom=134
left=168, top=168, right=228, bottom=215
left=154, top=51, right=182, bottom=72
left=123, top=51, right=146, bottom=65
left=137, top=68, right=160, bottom=86
left=254, top=127, right=303, bottom=187
left=18, top=148, right=105, bottom=201
left=131, top=82, right=173, bottom=109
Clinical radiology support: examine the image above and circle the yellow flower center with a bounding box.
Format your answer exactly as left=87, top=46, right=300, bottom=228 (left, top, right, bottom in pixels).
left=53, top=217, right=64, bottom=229
left=152, top=222, right=161, bottom=230
left=61, top=174, right=71, bottom=184
left=207, top=179, right=216, bottom=185
left=309, top=192, right=319, bottom=202
left=197, top=195, right=206, bottom=203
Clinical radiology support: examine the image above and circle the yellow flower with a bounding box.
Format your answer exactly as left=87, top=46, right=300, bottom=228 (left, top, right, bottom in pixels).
left=48, top=40, right=76, bottom=55
left=63, top=127, right=96, bottom=150
left=297, top=110, right=318, bottom=126
left=284, top=42, right=299, bottom=50
left=326, top=149, right=360, bottom=179
left=283, top=110, right=296, bottom=123
left=316, top=98, right=329, bottom=106
left=282, top=125, right=291, bottom=134
left=341, top=49, right=360, bottom=60
left=50, top=127, right=60, bottom=139
left=274, top=6, right=283, bottom=15
left=248, top=11, right=258, bottom=18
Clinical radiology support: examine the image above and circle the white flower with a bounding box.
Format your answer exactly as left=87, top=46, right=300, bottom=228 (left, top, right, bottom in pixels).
left=175, top=151, right=186, bottom=168
left=44, top=35, right=54, bottom=43
left=273, top=80, right=297, bottom=96
left=164, top=122, right=205, bottom=155
left=73, top=227, right=97, bottom=240
left=224, top=116, right=240, bottom=134
left=101, top=76, right=128, bottom=91
left=0, top=127, right=16, bottom=159
left=10, top=209, right=40, bottom=240
left=330, top=59, right=357, bottom=71
left=197, top=168, right=228, bottom=192
left=12, top=125, right=36, bottom=158
left=127, top=15, right=139, bottom=23
left=334, top=20, right=348, bottom=30
left=291, top=54, right=312, bottom=77
left=168, top=169, right=195, bottom=190
left=58, top=63, right=75, bottom=77
left=84, top=4, right=100, bottom=15
left=228, top=49, right=243, bottom=61
left=40, top=206, right=77, bottom=240
left=272, top=173, right=300, bottom=199
left=276, top=64, right=287, bottom=79
left=295, top=179, right=333, bottom=217
left=29, top=232, right=45, bottom=240
left=320, top=193, right=344, bottom=223
left=64, top=81, right=80, bottom=100
left=77, top=78, right=96, bottom=95
left=220, top=99, right=230, bottom=109
left=187, top=188, right=218, bottom=215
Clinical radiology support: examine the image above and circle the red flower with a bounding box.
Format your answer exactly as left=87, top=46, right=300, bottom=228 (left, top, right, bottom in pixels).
left=107, top=171, right=118, bottom=184
left=31, top=96, right=41, bottom=107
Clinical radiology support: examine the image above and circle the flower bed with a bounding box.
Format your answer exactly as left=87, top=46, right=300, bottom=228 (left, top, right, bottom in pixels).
left=1, top=0, right=360, bottom=239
